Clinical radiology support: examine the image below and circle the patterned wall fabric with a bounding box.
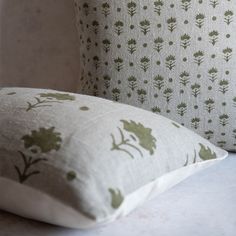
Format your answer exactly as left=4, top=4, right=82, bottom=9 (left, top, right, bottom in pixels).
left=74, top=0, right=236, bottom=151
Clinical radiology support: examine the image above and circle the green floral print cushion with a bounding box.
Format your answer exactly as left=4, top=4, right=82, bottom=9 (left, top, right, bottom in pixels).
left=74, top=0, right=236, bottom=151
left=0, top=88, right=227, bottom=229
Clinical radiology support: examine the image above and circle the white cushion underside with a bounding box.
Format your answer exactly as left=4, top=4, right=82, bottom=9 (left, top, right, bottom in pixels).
left=0, top=156, right=226, bottom=229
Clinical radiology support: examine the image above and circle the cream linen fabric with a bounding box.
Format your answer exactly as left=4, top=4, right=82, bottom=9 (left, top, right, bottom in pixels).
left=0, top=87, right=228, bottom=228
left=74, top=0, right=236, bottom=151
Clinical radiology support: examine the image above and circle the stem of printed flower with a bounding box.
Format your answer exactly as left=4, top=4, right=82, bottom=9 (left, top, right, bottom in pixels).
left=111, top=128, right=143, bottom=158
left=14, top=151, right=47, bottom=183
left=26, top=97, right=61, bottom=111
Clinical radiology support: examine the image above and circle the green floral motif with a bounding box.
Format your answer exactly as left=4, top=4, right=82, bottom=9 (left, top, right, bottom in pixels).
left=122, top=120, right=156, bottom=155
left=165, top=55, right=176, bottom=70
left=111, top=127, right=143, bottom=159
left=194, top=51, right=204, bottom=66
left=140, top=57, right=150, bottom=72
left=114, top=21, right=124, bottom=35
left=208, top=67, right=218, bottom=82
left=223, top=48, right=233, bottom=62
left=102, top=2, right=110, bottom=17
left=26, top=93, right=75, bottom=111
left=112, top=88, right=121, bottom=101
left=111, top=120, right=156, bottom=159
left=195, top=14, right=205, bottom=28
left=14, top=151, right=47, bottom=183
left=109, top=188, right=124, bottom=209
left=177, top=103, right=187, bottom=116
left=154, top=0, right=164, bottom=15
left=181, top=34, right=191, bottom=49
left=92, top=20, right=99, bottom=34
left=13, top=127, right=62, bottom=183
left=219, top=80, right=229, bottom=94
left=180, top=71, right=190, bottom=86
left=167, top=17, right=177, bottom=32
left=154, top=37, right=164, bottom=52
left=140, top=20, right=150, bottom=35
left=224, top=10, right=233, bottom=25
left=181, top=0, right=191, bottom=11
left=205, top=98, right=215, bottom=113
left=210, top=0, right=219, bottom=9
left=191, top=117, right=200, bottom=129
left=154, top=75, right=164, bottom=90
left=127, top=1, right=137, bottom=17
left=22, top=127, right=62, bottom=153
left=152, top=106, right=161, bottom=114
left=199, top=143, right=217, bottom=160
left=26, top=97, right=61, bottom=111
left=128, top=76, right=138, bottom=90
left=137, top=89, right=147, bottom=104
left=121, top=120, right=156, bottom=155
left=209, top=30, right=219, bottom=46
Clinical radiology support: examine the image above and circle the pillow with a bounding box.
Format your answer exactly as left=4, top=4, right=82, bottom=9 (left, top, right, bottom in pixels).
left=0, top=87, right=227, bottom=229
left=74, top=0, right=236, bottom=152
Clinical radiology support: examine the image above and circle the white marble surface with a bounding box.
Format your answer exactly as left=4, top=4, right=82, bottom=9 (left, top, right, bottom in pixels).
left=0, top=154, right=236, bottom=236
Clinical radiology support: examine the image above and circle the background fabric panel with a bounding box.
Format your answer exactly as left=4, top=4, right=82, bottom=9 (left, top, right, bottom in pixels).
left=74, top=0, right=236, bottom=151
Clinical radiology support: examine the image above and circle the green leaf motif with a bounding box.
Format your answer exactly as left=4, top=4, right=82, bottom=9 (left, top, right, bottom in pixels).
left=121, top=120, right=156, bottom=155
left=109, top=188, right=124, bottom=209
left=22, top=127, right=62, bottom=153
left=199, top=143, right=217, bottom=160
left=39, top=93, right=75, bottom=101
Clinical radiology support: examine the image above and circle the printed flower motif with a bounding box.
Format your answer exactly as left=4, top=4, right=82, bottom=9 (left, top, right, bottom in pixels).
left=26, top=93, right=75, bottom=111
left=121, top=120, right=157, bottom=155
left=199, top=143, right=217, bottom=160
left=22, top=127, right=62, bottom=153
left=111, top=120, right=157, bottom=158
left=127, top=1, right=137, bottom=17
left=139, top=20, right=150, bottom=35
left=154, top=0, right=164, bottom=15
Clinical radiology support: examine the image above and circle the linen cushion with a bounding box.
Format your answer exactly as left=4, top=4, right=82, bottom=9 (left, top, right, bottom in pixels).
left=74, top=0, right=236, bottom=151
left=0, top=87, right=227, bottom=228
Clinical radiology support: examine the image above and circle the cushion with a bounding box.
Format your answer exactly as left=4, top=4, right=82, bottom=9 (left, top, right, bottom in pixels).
left=0, top=87, right=228, bottom=229
left=74, top=0, right=236, bottom=151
